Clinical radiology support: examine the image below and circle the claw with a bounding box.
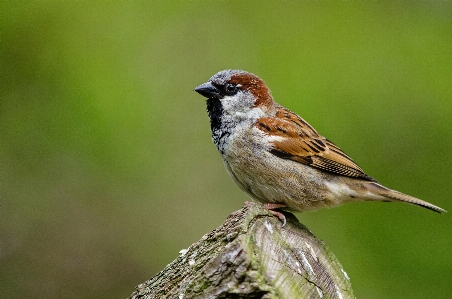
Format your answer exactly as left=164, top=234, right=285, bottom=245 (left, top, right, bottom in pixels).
left=263, top=203, right=288, bottom=227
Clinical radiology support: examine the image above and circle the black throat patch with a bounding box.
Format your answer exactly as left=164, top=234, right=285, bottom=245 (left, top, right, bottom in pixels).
left=206, top=98, right=223, bottom=134
left=206, top=98, right=229, bottom=152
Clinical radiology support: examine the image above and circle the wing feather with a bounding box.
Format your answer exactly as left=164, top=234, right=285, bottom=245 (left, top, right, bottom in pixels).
left=257, top=108, right=376, bottom=182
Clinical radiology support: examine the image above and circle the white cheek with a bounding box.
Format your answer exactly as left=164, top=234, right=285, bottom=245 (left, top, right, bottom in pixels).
left=221, top=92, right=254, bottom=113
left=220, top=93, right=265, bottom=123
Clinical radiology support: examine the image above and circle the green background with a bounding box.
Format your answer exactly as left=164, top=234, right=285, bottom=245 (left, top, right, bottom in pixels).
left=2, top=2, right=451, bottom=298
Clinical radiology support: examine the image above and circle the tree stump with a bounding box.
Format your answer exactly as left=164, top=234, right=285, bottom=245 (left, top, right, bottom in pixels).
left=128, top=203, right=354, bottom=299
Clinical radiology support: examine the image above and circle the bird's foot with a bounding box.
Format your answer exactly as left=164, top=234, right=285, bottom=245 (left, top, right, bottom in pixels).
left=263, top=203, right=288, bottom=227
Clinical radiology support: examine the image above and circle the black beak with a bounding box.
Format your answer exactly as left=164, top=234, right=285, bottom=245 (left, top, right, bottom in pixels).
left=194, top=82, right=221, bottom=98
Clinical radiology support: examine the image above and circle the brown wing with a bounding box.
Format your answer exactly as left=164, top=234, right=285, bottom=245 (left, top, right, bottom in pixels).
left=256, top=108, right=377, bottom=182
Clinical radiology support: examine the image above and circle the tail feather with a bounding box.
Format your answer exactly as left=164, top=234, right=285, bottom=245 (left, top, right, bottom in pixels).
left=364, top=182, right=446, bottom=213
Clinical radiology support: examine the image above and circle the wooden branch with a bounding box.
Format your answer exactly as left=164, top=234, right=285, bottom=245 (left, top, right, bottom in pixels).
left=128, top=203, right=354, bottom=299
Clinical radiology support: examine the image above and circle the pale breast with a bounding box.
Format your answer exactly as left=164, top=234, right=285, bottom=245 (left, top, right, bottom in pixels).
left=221, top=130, right=340, bottom=211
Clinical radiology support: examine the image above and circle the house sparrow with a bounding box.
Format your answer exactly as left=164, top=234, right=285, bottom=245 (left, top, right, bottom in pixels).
left=194, top=70, right=445, bottom=225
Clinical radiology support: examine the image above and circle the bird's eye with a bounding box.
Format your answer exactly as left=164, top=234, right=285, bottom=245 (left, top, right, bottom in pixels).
left=224, top=84, right=237, bottom=95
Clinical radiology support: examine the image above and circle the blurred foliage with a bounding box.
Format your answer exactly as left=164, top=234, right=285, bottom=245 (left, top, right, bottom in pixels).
left=1, top=1, right=452, bottom=298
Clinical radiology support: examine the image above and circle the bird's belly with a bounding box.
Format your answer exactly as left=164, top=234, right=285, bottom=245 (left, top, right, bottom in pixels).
left=222, top=146, right=349, bottom=212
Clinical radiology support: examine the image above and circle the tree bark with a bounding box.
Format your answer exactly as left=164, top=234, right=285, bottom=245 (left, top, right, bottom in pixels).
left=128, top=203, right=354, bottom=299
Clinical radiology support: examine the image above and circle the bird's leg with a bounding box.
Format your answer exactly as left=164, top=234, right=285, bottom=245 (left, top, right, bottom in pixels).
left=263, top=203, right=288, bottom=227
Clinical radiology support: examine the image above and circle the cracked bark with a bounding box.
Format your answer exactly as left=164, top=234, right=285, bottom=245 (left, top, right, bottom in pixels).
left=128, top=203, right=354, bottom=299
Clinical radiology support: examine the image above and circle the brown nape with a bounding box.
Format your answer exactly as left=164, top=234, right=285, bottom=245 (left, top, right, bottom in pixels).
left=229, top=73, right=274, bottom=107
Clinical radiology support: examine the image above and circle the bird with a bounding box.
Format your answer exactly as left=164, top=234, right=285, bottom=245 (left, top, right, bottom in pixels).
left=194, top=70, right=446, bottom=225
